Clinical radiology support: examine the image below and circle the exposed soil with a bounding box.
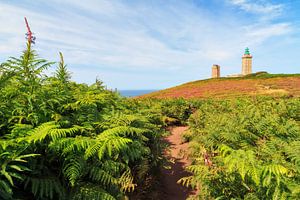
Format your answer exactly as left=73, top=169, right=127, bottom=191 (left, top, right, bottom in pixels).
left=159, top=126, right=195, bottom=200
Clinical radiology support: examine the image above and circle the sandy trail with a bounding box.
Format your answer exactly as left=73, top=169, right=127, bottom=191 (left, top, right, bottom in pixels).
left=160, top=126, right=195, bottom=200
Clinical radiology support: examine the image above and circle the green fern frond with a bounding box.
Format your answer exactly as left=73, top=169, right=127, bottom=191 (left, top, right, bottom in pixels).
left=27, top=121, right=79, bottom=143
left=27, top=122, right=59, bottom=142
left=136, top=159, right=150, bottom=180
left=10, top=123, right=33, bottom=138
left=49, top=126, right=80, bottom=141
left=50, top=136, right=94, bottom=155
left=219, top=145, right=233, bottom=156
left=262, top=164, right=288, bottom=186
left=85, top=130, right=132, bottom=160
left=25, top=176, right=65, bottom=199
left=186, top=164, right=210, bottom=175
left=0, top=180, right=12, bottom=199
left=101, top=160, right=128, bottom=175
left=72, top=183, right=116, bottom=200
left=122, top=141, right=147, bottom=162
left=98, top=126, right=148, bottom=140
left=63, top=156, right=86, bottom=187
left=285, top=141, right=300, bottom=167
left=219, top=146, right=261, bottom=185
left=89, top=167, right=118, bottom=186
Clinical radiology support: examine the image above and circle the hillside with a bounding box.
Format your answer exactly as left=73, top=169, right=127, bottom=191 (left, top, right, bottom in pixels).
left=140, top=73, right=300, bottom=99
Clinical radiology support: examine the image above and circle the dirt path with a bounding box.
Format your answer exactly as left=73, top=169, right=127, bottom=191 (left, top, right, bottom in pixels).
left=160, top=126, right=195, bottom=200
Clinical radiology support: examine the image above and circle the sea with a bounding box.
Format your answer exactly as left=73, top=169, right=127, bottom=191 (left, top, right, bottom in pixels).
left=118, top=90, right=157, bottom=97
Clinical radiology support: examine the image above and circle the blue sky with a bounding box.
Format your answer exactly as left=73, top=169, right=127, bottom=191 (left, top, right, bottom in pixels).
left=0, top=0, right=299, bottom=89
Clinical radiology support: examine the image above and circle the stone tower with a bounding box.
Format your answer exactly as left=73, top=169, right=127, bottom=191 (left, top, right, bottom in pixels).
left=242, top=47, right=252, bottom=75
left=212, top=64, right=220, bottom=78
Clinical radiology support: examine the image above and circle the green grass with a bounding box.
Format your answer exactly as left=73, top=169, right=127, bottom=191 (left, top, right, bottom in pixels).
left=243, top=72, right=300, bottom=79
left=181, top=72, right=300, bottom=86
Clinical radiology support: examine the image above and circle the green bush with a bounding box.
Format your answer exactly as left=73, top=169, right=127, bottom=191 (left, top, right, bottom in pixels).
left=179, top=98, right=300, bottom=199
left=0, top=42, right=164, bottom=200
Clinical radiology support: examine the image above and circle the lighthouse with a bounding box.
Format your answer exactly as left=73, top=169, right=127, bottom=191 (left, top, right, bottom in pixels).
left=211, top=64, right=220, bottom=78
left=242, top=47, right=252, bottom=75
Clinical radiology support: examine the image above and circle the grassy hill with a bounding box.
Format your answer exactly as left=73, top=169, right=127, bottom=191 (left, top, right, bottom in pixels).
left=140, top=72, right=300, bottom=99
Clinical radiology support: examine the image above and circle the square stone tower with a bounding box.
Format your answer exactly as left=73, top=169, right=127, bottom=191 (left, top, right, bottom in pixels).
left=212, top=64, right=220, bottom=78
left=242, top=47, right=252, bottom=75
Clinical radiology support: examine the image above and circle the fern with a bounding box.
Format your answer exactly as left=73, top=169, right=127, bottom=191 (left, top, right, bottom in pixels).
left=55, top=52, right=71, bottom=84
left=0, top=38, right=166, bottom=200
left=27, top=121, right=79, bottom=142
left=71, top=183, right=116, bottom=200
left=0, top=179, right=12, bottom=200
left=182, top=98, right=300, bottom=199
left=89, top=164, right=136, bottom=192
left=63, top=156, right=86, bottom=187
left=50, top=136, right=94, bottom=155
left=219, top=145, right=261, bottom=185
left=285, top=141, right=300, bottom=167
left=85, top=127, right=132, bottom=160
left=24, top=176, right=65, bottom=199
left=261, top=164, right=288, bottom=186
left=177, top=176, right=194, bottom=188
left=0, top=141, right=39, bottom=199
left=89, top=167, right=118, bottom=186
left=119, top=169, right=136, bottom=192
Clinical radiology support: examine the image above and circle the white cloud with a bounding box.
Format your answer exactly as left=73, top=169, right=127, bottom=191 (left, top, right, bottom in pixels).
left=0, top=0, right=297, bottom=89
left=245, top=23, right=291, bottom=43
left=228, top=0, right=283, bottom=17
